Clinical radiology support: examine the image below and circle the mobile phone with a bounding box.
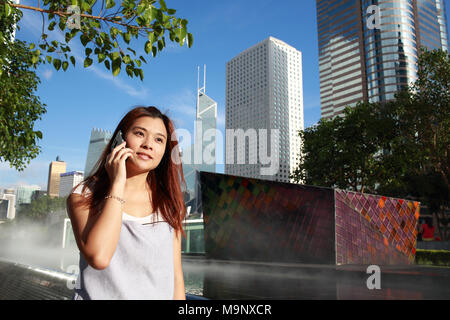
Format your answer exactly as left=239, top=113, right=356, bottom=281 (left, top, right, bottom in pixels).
left=111, top=130, right=125, bottom=152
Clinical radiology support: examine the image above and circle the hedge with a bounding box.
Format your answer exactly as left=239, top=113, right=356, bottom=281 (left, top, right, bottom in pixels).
left=415, top=249, right=450, bottom=267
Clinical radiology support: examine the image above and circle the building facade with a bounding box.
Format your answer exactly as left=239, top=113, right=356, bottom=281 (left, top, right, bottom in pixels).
left=84, top=128, right=112, bottom=177
left=182, top=66, right=217, bottom=214
left=317, top=0, right=449, bottom=119
left=225, top=37, right=304, bottom=183
left=0, top=189, right=16, bottom=220
left=59, top=171, right=84, bottom=198
left=47, top=156, right=66, bottom=198
left=15, top=185, right=41, bottom=205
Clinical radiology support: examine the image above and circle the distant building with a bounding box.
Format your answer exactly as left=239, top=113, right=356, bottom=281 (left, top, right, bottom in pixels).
left=47, top=156, right=66, bottom=198
left=225, top=37, right=304, bottom=183
left=31, top=190, right=48, bottom=201
left=182, top=66, right=217, bottom=214
left=84, top=128, right=112, bottom=177
left=1, top=189, right=16, bottom=220
left=15, top=185, right=41, bottom=205
left=59, top=171, right=84, bottom=197
left=316, top=0, right=449, bottom=119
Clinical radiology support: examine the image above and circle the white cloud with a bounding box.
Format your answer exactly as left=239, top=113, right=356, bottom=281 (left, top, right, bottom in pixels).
left=0, top=160, right=48, bottom=190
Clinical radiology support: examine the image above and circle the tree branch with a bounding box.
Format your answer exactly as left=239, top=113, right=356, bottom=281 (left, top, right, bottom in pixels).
left=8, top=3, right=154, bottom=31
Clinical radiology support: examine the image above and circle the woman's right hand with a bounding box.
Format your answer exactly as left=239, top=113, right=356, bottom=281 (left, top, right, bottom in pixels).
left=105, top=141, right=134, bottom=186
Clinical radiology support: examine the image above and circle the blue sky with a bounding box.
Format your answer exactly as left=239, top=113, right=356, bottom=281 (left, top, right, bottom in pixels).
left=1, top=0, right=449, bottom=190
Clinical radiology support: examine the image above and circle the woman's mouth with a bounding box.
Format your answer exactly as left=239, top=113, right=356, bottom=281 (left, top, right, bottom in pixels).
left=137, top=153, right=152, bottom=161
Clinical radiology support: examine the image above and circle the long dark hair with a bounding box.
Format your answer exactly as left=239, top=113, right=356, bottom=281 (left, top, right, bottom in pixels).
left=73, top=106, right=186, bottom=235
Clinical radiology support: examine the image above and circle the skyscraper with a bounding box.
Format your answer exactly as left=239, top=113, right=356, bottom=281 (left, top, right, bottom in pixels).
left=47, top=156, right=66, bottom=198
left=182, top=66, right=217, bottom=213
left=84, top=128, right=112, bottom=177
left=317, top=0, right=449, bottom=119
left=225, top=37, right=304, bottom=183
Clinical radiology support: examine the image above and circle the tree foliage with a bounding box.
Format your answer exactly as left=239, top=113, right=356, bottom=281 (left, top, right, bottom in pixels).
left=0, top=5, right=46, bottom=171
left=17, top=194, right=67, bottom=222
left=0, top=0, right=193, bottom=171
left=291, top=48, right=449, bottom=237
left=1, top=0, right=193, bottom=79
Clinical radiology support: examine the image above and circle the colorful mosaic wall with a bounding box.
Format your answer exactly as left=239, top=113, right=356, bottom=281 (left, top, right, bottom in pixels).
left=200, top=172, right=420, bottom=265
left=200, top=172, right=336, bottom=264
left=335, top=189, right=419, bottom=265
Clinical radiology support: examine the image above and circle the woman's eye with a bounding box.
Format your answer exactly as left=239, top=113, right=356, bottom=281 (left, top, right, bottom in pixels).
left=156, top=138, right=163, bottom=143
left=135, top=131, right=144, bottom=136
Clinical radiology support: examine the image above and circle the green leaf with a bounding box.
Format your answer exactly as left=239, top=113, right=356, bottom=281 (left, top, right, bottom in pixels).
left=84, top=57, right=93, bottom=68
left=160, top=0, right=168, bottom=11
left=187, top=33, right=193, bottom=48
left=110, top=27, right=119, bottom=39
left=95, top=36, right=103, bottom=46
left=106, top=0, right=115, bottom=9
left=139, top=56, right=147, bottom=63
left=158, top=39, right=164, bottom=51
left=138, top=69, right=144, bottom=81
left=167, top=9, right=176, bottom=15
left=46, top=56, right=52, bottom=64
left=144, top=41, right=151, bottom=54
left=148, top=32, right=156, bottom=44
left=123, top=55, right=131, bottom=64
left=85, top=48, right=92, bottom=56
left=137, top=3, right=145, bottom=15
left=104, top=59, right=110, bottom=70
left=80, top=34, right=89, bottom=46
left=112, top=58, right=121, bottom=76
left=29, top=43, right=35, bottom=50
left=48, top=21, right=57, bottom=31
left=51, top=40, right=59, bottom=47
left=53, top=58, right=61, bottom=70
left=62, top=61, right=69, bottom=71
left=98, top=53, right=106, bottom=63
left=4, top=3, right=11, bottom=17
left=70, top=56, right=76, bottom=66
left=123, top=32, right=131, bottom=44
left=111, top=51, right=120, bottom=60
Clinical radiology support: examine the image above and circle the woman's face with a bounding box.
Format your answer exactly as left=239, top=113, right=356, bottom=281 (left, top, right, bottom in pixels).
left=124, top=116, right=168, bottom=172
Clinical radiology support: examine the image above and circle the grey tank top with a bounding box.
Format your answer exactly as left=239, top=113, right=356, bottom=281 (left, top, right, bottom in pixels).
left=73, top=216, right=174, bottom=300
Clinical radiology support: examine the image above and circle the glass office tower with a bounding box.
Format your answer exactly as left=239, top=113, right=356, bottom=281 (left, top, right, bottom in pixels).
left=317, top=0, right=449, bottom=119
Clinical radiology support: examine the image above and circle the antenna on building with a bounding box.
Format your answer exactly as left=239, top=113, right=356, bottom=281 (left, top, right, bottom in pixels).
left=204, top=64, right=206, bottom=94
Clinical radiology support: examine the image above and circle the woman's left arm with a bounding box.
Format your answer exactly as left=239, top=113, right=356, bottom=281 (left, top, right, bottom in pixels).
left=173, top=230, right=186, bottom=300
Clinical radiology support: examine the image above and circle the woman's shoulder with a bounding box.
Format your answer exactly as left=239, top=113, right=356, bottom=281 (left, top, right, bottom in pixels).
left=71, top=181, right=92, bottom=197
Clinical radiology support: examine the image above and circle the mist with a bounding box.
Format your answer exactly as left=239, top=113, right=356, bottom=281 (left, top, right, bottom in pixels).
left=0, top=217, right=79, bottom=273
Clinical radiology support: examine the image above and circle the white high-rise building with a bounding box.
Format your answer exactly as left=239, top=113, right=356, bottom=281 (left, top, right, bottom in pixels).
left=59, top=171, right=84, bottom=197
left=225, top=37, right=304, bottom=183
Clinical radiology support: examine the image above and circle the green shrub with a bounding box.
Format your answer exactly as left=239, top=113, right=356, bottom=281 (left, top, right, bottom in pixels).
left=415, top=249, right=450, bottom=267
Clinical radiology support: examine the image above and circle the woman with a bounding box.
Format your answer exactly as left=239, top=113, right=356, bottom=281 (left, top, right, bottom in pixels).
left=421, top=218, right=435, bottom=242
left=67, top=106, right=187, bottom=300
